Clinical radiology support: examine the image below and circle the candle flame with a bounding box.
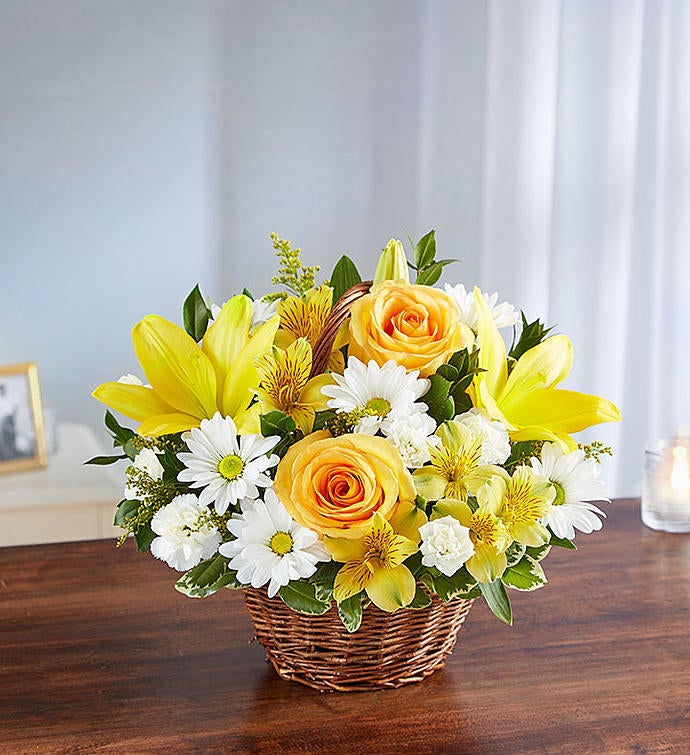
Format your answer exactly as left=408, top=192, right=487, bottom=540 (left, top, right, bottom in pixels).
left=670, top=446, right=690, bottom=495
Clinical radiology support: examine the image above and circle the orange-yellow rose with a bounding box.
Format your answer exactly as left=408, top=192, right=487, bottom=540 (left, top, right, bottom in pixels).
left=348, top=281, right=473, bottom=377
left=273, top=430, right=422, bottom=539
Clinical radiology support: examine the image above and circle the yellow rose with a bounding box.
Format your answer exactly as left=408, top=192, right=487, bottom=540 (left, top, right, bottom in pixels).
left=273, top=431, right=421, bottom=539
left=348, top=281, right=473, bottom=377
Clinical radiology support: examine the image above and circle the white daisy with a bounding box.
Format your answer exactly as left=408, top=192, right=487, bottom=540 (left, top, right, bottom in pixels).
left=444, top=283, right=519, bottom=331
left=530, top=442, right=608, bottom=540
left=177, top=412, right=280, bottom=515
left=124, top=447, right=164, bottom=500
left=322, top=356, right=430, bottom=435
left=219, top=488, right=330, bottom=597
left=384, top=413, right=439, bottom=468
left=150, top=493, right=221, bottom=571
left=453, top=408, right=511, bottom=465
left=419, top=515, right=475, bottom=577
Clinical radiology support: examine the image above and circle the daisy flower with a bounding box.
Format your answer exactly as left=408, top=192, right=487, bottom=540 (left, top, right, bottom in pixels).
left=177, top=412, right=280, bottom=515
left=322, top=356, right=430, bottom=435
left=444, top=283, right=519, bottom=331
left=150, top=493, right=221, bottom=571
left=219, top=489, right=330, bottom=597
left=530, top=442, right=608, bottom=540
left=453, top=408, right=511, bottom=465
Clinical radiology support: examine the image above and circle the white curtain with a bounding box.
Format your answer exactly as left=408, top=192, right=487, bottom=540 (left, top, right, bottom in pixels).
left=420, top=0, right=690, bottom=496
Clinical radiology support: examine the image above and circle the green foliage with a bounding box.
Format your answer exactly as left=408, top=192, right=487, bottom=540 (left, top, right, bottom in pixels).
left=266, top=233, right=320, bottom=299
left=329, top=255, right=362, bottom=303
left=182, top=284, right=211, bottom=342
left=259, top=410, right=301, bottom=457
left=408, top=585, right=432, bottom=609
left=175, top=554, right=236, bottom=598
left=549, top=533, right=577, bottom=550
left=278, top=581, right=331, bottom=615
left=308, top=560, right=341, bottom=604
left=85, top=454, right=127, bottom=465
left=480, top=579, right=513, bottom=625
left=114, top=499, right=141, bottom=527
left=429, top=567, right=478, bottom=601
left=407, top=230, right=458, bottom=285
left=133, top=523, right=156, bottom=553
left=502, top=555, right=547, bottom=592
left=504, top=440, right=545, bottom=474
left=337, top=593, right=363, bottom=632
left=104, top=410, right=135, bottom=448
left=509, top=313, right=553, bottom=361
left=423, top=348, right=484, bottom=424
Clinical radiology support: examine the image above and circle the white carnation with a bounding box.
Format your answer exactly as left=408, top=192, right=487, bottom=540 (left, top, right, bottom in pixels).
left=419, top=515, right=475, bottom=577
left=453, top=408, right=511, bottom=465
left=383, top=413, right=439, bottom=468
left=150, top=493, right=221, bottom=571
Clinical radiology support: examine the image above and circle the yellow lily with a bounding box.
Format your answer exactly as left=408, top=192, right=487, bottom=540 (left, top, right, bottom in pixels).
left=326, top=512, right=418, bottom=612
left=254, top=338, right=332, bottom=435
left=93, top=295, right=279, bottom=436
left=470, top=288, right=620, bottom=449
left=373, top=239, right=410, bottom=283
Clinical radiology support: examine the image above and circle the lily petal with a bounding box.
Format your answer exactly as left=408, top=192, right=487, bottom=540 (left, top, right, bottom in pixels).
left=202, top=295, right=253, bottom=394
left=133, top=315, right=217, bottom=418
left=92, top=382, right=176, bottom=422
left=137, top=412, right=202, bottom=436
left=474, top=287, right=508, bottom=397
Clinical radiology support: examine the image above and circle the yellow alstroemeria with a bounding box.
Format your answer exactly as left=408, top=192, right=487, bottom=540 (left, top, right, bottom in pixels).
left=471, top=288, right=620, bottom=450
left=434, top=485, right=512, bottom=584
left=413, top=420, right=508, bottom=502
left=275, top=285, right=346, bottom=373
left=92, top=295, right=280, bottom=436
left=254, top=338, right=332, bottom=435
left=326, top=512, right=418, bottom=612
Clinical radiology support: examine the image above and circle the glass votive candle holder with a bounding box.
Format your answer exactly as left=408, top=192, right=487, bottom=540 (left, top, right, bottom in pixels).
left=642, top=437, right=690, bottom=533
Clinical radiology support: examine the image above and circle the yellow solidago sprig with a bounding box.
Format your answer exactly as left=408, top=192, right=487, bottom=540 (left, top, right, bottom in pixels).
left=265, top=233, right=320, bottom=301
left=254, top=338, right=332, bottom=435
left=326, top=512, right=419, bottom=613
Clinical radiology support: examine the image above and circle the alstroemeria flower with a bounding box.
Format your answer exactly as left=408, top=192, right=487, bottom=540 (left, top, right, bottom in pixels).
left=93, top=295, right=280, bottom=436
left=326, top=512, right=418, bottom=612
left=470, top=288, right=620, bottom=450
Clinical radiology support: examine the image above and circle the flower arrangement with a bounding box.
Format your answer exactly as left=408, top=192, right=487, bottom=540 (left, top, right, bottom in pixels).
left=91, top=231, right=620, bottom=630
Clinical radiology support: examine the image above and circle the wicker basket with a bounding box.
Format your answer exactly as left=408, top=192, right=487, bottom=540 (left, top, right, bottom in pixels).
left=243, top=588, right=474, bottom=692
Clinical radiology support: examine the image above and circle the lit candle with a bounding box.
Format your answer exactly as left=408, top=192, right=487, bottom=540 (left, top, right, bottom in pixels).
left=642, top=437, right=690, bottom=533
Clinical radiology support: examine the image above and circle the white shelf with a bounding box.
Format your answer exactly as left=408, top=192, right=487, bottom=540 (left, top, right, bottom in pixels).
left=0, top=423, right=124, bottom=546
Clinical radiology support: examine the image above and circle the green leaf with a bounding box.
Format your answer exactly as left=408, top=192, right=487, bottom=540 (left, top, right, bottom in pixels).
left=175, top=554, right=231, bottom=598
left=313, top=410, right=336, bottom=431
left=416, top=259, right=456, bottom=286
left=502, top=555, right=547, bottom=592
left=509, top=312, right=554, bottom=361
left=241, top=288, right=254, bottom=300
left=504, top=440, right=545, bottom=474
left=433, top=567, right=478, bottom=601
left=505, top=541, right=526, bottom=568
left=278, top=581, right=331, bottom=615
left=104, top=410, right=135, bottom=447
left=525, top=542, right=552, bottom=562
left=133, top=523, right=155, bottom=553
left=114, top=499, right=141, bottom=526
left=422, top=373, right=453, bottom=424
left=85, top=454, right=127, bottom=465
left=479, top=579, right=513, bottom=625
left=403, top=551, right=424, bottom=577
left=309, top=560, right=341, bottom=603
left=330, top=255, right=362, bottom=303
left=549, top=533, right=576, bottom=550
left=182, top=284, right=211, bottom=342
left=414, top=229, right=437, bottom=270
left=337, top=592, right=363, bottom=632
left=260, top=410, right=297, bottom=438
left=123, top=437, right=139, bottom=461
left=408, top=585, right=432, bottom=609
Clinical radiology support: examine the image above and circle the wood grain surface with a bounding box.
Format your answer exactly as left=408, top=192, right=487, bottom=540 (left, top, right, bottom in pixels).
left=1, top=498, right=688, bottom=754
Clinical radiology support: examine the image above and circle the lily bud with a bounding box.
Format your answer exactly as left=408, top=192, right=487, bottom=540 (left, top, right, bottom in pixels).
left=373, top=239, right=409, bottom=283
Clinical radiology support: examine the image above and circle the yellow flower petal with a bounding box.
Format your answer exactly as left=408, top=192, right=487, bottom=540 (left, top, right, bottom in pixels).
left=91, top=382, right=176, bottom=422
left=474, top=287, right=508, bottom=398
left=137, top=412, right=202, bottom=436
left=466, top=541, right=507, bottom=584
left=324, top=535, right=368, bottom=564
left=202, top=295, right=253, bottom=392
left=133, top=315, right=217, bottom=419
left=333, top=560, right=372, bottom=602
left=365, top=564, right=416, bottom=612
left=412, top=468, right=448, bottom=501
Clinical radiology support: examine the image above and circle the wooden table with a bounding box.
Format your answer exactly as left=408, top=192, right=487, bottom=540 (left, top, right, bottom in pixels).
left=1, top=498, right=688, bottom=753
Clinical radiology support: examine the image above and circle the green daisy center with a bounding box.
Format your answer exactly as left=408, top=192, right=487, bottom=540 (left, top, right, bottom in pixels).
left=365, top=397, right=392, bottom=417
left=218, top=454, right=245, bottom=481
left=552, top=481, right=566, bottom=507
left=269, top=531, right=294, bottom=556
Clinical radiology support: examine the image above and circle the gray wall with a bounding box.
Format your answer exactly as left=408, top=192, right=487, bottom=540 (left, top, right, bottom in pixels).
left=1, top=0, right=487, bottom=430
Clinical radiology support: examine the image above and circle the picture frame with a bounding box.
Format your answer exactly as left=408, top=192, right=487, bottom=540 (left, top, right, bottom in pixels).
left=0, top=362, right=48, bottom=474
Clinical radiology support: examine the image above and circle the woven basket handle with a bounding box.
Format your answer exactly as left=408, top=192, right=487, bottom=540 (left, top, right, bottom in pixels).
left=310, top=281, right=372, bottom=376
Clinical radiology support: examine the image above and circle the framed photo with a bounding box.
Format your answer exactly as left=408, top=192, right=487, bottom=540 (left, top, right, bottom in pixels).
left=0, top=362, right=48, bottom=474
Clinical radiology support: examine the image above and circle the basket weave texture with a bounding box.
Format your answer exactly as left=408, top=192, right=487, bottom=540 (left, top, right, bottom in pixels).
left=243, top=588, right=474, bottom=692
